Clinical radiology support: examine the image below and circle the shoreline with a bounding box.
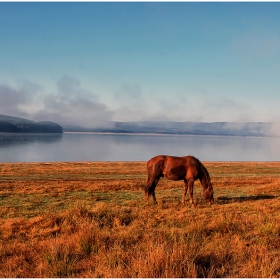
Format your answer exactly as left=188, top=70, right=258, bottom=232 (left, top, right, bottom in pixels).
left=1, top=160, right=280, bottom=165
left=62, top=131, right=275, bottom=138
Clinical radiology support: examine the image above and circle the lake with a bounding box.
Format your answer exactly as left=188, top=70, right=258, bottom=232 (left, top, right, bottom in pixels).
left=0, top=132, right=280, bottom=162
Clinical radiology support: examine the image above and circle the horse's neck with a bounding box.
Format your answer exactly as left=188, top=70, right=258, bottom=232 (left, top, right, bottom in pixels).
left=200, top=171, right=211, bottom=190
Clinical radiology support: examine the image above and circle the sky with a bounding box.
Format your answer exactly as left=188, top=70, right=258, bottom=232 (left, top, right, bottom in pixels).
left=1, top=2, right=280, bottom=127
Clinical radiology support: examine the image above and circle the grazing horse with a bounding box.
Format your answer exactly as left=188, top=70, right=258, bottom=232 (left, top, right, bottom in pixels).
left=145, top=155, right=214, bottom=205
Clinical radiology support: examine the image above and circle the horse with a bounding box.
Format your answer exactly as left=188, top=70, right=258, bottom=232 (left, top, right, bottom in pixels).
left=145, top=155, right=214, bottom=206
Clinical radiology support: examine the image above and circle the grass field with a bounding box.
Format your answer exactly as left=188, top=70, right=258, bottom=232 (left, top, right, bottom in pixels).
left=0, top=161, right=280, bottom=277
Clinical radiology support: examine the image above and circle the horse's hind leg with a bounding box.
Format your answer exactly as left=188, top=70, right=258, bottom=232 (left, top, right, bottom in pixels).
left=149, top=179, right=159, bottom=204
left=151, top=191, right=157, bottom=204
left=145, top=177, right=159, bottom=204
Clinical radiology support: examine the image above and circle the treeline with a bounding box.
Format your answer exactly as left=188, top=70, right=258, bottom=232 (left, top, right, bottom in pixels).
left=0, top=114, right=62, bottom=133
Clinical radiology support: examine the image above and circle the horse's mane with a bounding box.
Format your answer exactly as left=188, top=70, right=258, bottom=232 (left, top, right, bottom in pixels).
left=195, top=157, right=212, bottom=189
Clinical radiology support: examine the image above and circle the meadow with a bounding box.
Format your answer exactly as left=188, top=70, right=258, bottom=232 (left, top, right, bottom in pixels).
left=0, top=161, right=280, bottom=277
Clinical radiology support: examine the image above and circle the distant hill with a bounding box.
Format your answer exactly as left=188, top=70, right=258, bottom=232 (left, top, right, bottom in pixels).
left=1, top=114, right=274, bottom=136
left=63, top=121, right=275, bottom=137
left=0, top=114, right=63, bottom=133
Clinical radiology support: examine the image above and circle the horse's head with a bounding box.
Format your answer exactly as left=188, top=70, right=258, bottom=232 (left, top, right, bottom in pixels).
left=203, top=185, right=214, bottom=204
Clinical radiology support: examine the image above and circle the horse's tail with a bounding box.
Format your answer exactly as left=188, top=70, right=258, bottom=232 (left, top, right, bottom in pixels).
left=145, top=162, right=155, bottom=195
left=145, top=155, right=165, bottom=196
left=145, top=169, right=155, bottom=201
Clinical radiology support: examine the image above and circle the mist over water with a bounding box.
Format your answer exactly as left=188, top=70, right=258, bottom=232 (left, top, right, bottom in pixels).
left=0, top=132, right=280, bottom=162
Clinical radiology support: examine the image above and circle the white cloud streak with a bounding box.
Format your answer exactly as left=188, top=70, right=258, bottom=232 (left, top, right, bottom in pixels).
left=0, top=76, right=114, bottom=128
left=1, top=75, right=280, bottom=128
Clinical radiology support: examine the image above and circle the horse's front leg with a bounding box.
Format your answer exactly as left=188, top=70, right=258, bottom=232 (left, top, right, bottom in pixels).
left=188, top=179, right=195, bottom=206
left=182, top=179, right=188, bottom=205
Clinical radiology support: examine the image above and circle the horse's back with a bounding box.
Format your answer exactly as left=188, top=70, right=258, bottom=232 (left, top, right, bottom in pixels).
left=147, top=155, right=201, bottom=181
left=148, top=155, right=195, bottom=166
left=147, top=155, right=167, bottom=164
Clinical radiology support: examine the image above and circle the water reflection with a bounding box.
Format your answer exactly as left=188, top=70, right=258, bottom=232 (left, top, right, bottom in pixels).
left=0, top=133, right=62, bottom=162
left=0, top=133, right=62, bottom=148
left=0, top=132, right=280, bottom=162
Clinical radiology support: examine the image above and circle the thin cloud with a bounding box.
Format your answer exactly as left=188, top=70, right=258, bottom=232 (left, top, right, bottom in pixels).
left=233, top=31, right=280, bottom=60
left=33, top=76, right=114, bottom=128
left=0, top=82, right=39, bottom=118
left=35, top=94, right=113, bottom=128
left=268, top=122, right=280, bottom=137
left=114, top=83, right=146, bottom=107
left=0, top=76, right=114, bottom=128
left=1, top=76, right=280, bottom=135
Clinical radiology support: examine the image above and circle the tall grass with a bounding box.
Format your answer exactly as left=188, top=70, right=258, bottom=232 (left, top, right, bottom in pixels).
left=0, top=161, right=280, bottom=277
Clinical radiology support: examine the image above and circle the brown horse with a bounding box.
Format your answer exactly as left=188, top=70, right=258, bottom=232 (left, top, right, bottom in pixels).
left=145, top=155, right=214, bottom=205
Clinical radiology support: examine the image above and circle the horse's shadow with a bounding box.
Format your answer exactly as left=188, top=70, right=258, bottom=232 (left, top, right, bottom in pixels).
left=216, top=194, right=276, bottom=205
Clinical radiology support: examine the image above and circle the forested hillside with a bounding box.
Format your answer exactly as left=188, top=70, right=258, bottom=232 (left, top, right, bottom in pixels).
left=0, top=114, right=62, bottom=133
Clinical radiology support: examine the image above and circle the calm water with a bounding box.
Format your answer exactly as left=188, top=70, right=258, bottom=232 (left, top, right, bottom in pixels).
left=0, top=132, right=280, bottom=162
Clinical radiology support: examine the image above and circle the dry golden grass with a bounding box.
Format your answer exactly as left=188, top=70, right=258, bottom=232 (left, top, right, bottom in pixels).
left=0, top=161, right=280, bottom=277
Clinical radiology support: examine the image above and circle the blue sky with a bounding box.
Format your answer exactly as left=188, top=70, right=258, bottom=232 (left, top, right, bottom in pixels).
left=1, top=2, right=280, bottom=127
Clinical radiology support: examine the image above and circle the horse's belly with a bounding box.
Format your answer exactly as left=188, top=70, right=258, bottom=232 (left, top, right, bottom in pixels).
left=163, top=166, right=186, bottom=181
